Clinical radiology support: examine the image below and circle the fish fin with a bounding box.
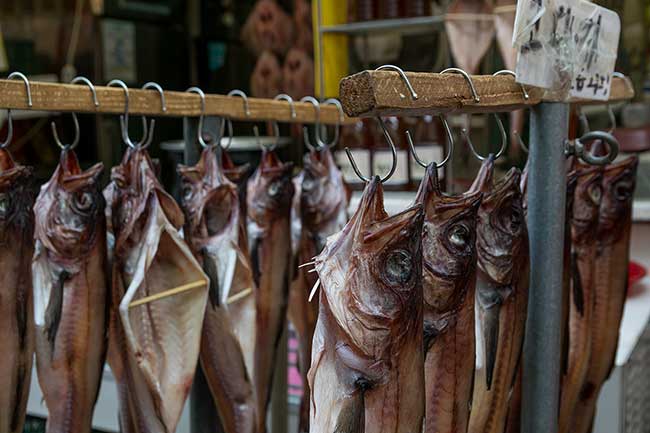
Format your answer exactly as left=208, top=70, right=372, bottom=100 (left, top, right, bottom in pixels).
left=571, top=251, right=585, bottom=316
left=334, top=389, right=365, bottom=433
left=202, top=251, right=220, bottom=308
left=477, top=285, right=504, bottom=391
left=44, top=269, right=69, bottom=355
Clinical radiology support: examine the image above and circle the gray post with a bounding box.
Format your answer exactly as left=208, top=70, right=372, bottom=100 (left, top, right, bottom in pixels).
left=185, top=116, right=223, bottom=433
left=522, top=102, right=569, bottom=433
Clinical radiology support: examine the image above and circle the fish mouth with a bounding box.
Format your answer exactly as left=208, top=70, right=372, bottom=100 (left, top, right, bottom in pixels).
left=259, top=149, right=293, bottom=176
left=199, top=186, right=238, bottom=237
left=58, top=150, right=104, bottom=191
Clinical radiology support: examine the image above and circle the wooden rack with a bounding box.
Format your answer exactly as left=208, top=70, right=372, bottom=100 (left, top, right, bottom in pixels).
left=339, top=70, right=634, bottom=117
left=0, top=79, right=353, bottom=125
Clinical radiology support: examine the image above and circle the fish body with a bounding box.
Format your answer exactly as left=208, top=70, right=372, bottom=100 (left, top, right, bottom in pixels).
left=571, top=156, right=638, bottom=433
left=309, top=177, right=425, bottom=433
left=178, top=147, right=257, bottom=433
left=0, top=149, right=35, bottom=433
left=107, top=148, right=209, bottom=433
left=289, top=148, right=349, bottom=433
left=415, top=165, right=481, bottom=433
left=557, top=162, right=602, bottom=433
left=468, top=158, right=529, bottom=433
left=32, top=150, right=107, bottom=433
left=247, top=150, right=295, bottom=433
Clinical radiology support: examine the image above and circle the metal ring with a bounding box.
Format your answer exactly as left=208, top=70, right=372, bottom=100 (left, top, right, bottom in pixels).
left=345, top=116, right=397, bottom=183
left=493, top=70, right=529, bottom=100
left=461, top=113, right=508, bottom=161
left=186, top=87, right=215, bottom=149
left=407, top=115, right=454, bottom=169
left=71, top=76, right=99, bottom=107
left=228, top=90, right=251, bottom=117
left=107, top=79, right=149, bottom=149
left=441, top=67, right=480, bottom=103
left=7, top=72, right=33, bottom=107
left=570, top=131, right=619, bottom=166
left=375, top=65, right=418, bottom=100
left=274, top=94, right=296, bottom=119
left=300, top=96, right=322, bottom=151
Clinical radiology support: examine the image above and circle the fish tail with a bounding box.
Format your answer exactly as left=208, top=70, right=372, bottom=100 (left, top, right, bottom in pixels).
left=334, top=388, right=366, bottom=433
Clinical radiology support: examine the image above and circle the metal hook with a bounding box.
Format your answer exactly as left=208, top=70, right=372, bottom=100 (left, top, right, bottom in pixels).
left=107, top=79, right=149, bottom=149
left=138, top=82, right=166, bottom=150
left=441, top=67, right=480, bottom=103
left=493, top=70, right=529, bottom=100
left=514, top=131, right=528, bottom=154
left=320, top=98, right=344, bottom=148
left=71, top=76, right=99, bottom=107
left=219, top=117, right=234, bottom=150
left=345, top=116, right=397, bottom=183
left=375, top=65, right=418, bottom=100
left=228, top=90, right=251, bottom=117
left=186, top=87, right=216, bottom=149
left=606, top=105, right=617, bottom=133
left=567, top=131, right=619, bottom=166
left=461, top=113, right=508, bottom=161
left=274, top=94, right=296, bottom=119
left=407, top=115, right=454, bottom=169
left=253, top=123, right=280, bottom=151
left=577, top=104, right=616, bottom=136
left=0, top=110, right=13, bottom=149
left=300, top=96, right=322, bottom=151
left=8, top=72, right=33, bottom=107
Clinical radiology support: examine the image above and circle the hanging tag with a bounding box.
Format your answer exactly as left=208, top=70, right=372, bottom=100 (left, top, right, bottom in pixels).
left=0, top=25, right=8, bottom=72
left=513, top=0, right=620, bottom=101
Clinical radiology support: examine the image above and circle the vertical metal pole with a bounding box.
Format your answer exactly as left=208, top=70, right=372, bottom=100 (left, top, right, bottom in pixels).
left=522, top=102, right=569, bottom=433
left=186, top=116, right=223, bottom=433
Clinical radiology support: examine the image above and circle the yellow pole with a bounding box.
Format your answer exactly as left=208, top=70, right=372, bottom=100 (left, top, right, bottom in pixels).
left=313, top=0, right=349, bottom=98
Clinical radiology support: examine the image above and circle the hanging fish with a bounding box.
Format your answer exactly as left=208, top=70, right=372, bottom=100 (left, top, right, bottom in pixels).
left=571, top=156, right=638, bottom=433
left=107, top=147, right=209, bottom=433
left=0, top=149, right=35, bottom=433
left=557, top=162, right=602, bottom=433
left=414, top=164, right=481, bottom=433
left=179, top=147, right=257, bottom=433
left=247, top=149, right=295, bottom=433
left=289, top=147, right=349, bottom=433
left=308, top=176, right=425, bottom=433
left=468, top=156, right=529, bottom=433
left=31, top=149, right=107, bottom=433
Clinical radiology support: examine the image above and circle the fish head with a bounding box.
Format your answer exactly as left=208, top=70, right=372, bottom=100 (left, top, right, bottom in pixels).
left=0, top=148, right=34, bottom=237
left=36, top=150, right=104, bottom=256
left=598, top=156, right=638, bottom=239
left=571, top=163, right=603, bottom=242
left=246, top=149, right=294, bottom=224
left=476, top=168, right=526, bottom=284
left=221, top=150, right=250, bottom=185
left=416, top=165, right=482, bottom=313
left=178, top=148, right=240, bottom=248
left=301, top=147, right=348, bottom=232
left=317, top=177, right=424, bottom=357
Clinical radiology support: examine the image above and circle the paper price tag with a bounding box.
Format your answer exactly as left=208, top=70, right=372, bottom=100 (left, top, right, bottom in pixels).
left=513, top=0, right=620, bottom=101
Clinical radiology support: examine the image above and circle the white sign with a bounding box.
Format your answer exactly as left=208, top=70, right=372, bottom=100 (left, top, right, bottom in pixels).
left=513, top=0, right=620, bottom=100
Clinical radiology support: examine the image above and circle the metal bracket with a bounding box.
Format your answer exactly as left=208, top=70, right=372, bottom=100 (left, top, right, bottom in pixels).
left=564, top=130, right=620, bottom=166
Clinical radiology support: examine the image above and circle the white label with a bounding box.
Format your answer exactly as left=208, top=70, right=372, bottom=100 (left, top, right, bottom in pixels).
left=336, top=149, right=371, bottom=185
left=0, top=25, right=7, bottom=72
left=513, top=0, right=620, bottom=100
left=374, top=149, right=409, bottom=185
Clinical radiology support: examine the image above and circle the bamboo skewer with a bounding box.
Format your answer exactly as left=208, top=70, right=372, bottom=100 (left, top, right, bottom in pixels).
left=129, top=279, right=208, bottom=308
left=227, top=287, right=254, bottom=304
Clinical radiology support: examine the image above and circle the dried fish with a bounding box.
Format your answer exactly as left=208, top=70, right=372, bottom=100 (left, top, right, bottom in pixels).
left=179, top=147, right=257, bottom=433
left=32, top=150, right=107, bottom=433
left=0, top=149, right=35, bottom=433
left=107, top=147, right=209, bottom=433
left=468, top=157, right=529, bottom=433
left=571, top=156, right=638, bottom=433
left=415, top=164, right=481, bottom=433
left=444, top=0, right=495, bottom=74
left=289, top=148, right=349, bottom=433
left=247, top=149, right=295, bottom=433
left=308, top=176, right=425, bottom=433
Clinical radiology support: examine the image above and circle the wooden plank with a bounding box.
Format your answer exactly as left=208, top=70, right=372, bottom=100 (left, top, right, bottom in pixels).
left=339, top=70, right=542, bottom=117
left=339, top=70, right=635, bottom=117
left=0, top=80, right=353, bottom=125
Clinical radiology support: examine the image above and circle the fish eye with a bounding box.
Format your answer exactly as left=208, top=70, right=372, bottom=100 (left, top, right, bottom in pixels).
left=182, top=185, right=194, bottom=202
left=449, top=224, right=470, bottom=247
left=302, top=177, right=315, bottom=192
left=0, top=194, right=10, bottom=217
left=268, top=180, right=284, bottom=197
left=75, top=191, right=94, bottom=212
left=615, top=181, right=633, bottom=201
left=383, top=250, right=413, bottom=285
left=588, top=184, right=602, bottom=205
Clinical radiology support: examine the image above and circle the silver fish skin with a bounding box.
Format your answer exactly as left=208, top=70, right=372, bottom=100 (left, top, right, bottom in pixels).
left=32, top=149, right=108, bottom=433
left=309, top=176, right=425, bottom=433
left=0, top=148, right=36, bottom=433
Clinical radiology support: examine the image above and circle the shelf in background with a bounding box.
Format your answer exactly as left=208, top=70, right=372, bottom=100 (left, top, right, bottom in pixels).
left=320, top=15, right=445, bottom=36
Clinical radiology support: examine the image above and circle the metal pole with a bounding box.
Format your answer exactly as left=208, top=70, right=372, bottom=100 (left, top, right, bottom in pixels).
left=522, top=102, right=569, bottom=433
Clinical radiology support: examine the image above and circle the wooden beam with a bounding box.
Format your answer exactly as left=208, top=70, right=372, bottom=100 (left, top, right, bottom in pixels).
left=0, top=80, right=353, bottom=125
left=339, top=70, right=634, bottom=117
left=339, top=70, right=542, bottom=117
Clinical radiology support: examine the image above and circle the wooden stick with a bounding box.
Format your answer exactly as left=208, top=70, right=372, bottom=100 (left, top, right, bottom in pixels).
left=0, top=79, right=354, bottom=125
left=339, top=70, right=634, bottom=117
left=129, top=279, right=207, bottom=308
left=227, top=287, right=253, bottom=304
